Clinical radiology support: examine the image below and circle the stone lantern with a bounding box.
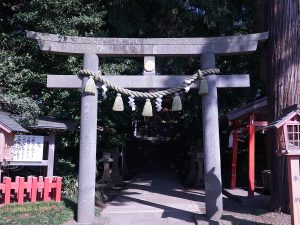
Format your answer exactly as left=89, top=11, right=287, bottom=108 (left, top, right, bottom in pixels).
left=268, top=104, right=300, bottom=225
left=111, top=148, right=123, bottom=186
left=99, top=152, right=114, bottom=186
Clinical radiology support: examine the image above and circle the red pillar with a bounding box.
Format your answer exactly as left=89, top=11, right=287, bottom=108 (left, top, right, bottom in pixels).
left=248, top=114, right=255, bottom=197
left=231, top=128, right=238, bottom=189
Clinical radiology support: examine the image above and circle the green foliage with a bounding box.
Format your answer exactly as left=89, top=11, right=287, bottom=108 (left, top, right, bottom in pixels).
left=55, top=159, right=78, bottom=199
left=14, top=0, right=106, bottom=36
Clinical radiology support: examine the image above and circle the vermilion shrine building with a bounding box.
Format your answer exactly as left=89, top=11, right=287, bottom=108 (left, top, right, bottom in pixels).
left=226, top=97, right=269, bottom=197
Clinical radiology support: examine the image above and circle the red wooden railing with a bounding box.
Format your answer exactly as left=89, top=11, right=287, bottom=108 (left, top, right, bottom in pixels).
left=0, top=176, right=62, bottom=205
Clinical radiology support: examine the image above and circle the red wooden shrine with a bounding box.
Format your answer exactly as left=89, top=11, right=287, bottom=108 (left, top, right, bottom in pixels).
left=226, top=97, right=268, bottom=197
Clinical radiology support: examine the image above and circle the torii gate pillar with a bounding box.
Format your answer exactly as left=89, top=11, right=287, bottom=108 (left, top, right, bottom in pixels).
left=78, top=53, right=99, bottom=222
left=201, top=53, right=223, bottom=220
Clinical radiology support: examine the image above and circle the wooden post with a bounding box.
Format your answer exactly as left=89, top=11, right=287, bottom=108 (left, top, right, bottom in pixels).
left=4, top=176, right=11, bottom=204
left=18, top=177, right=25, bottom=205
left=47, top=132, right=55, bottom=177
left=31, top=177, right=37, bottom=203
left=231, top=128, right=238, bottom=189
left=38, top=176, right=43, bottom=200
left=248, top=114, right=255, bottom=197
left=26, top=176, right=32, bottom=199
left=54, top=177, right=62, bottom=202
left=287, top=155, right=300, bottom=225
left=44, top=177, right=51, bottom=202
left=14, top=176, right=19, bottom=200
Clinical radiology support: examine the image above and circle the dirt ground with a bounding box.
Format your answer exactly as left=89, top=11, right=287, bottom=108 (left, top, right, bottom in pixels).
left=222, top=198, right=291, bottom=225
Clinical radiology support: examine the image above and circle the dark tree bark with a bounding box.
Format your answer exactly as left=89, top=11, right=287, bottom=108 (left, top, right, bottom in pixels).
left=266, top=0, right=300, bottom=212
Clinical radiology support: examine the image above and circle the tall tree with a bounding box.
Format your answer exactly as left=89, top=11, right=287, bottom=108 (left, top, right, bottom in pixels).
left=266, top=0, right=300, bottom=212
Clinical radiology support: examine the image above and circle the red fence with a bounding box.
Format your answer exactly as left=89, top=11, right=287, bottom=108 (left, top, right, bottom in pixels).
left=0, top=176, right=62, bottom=205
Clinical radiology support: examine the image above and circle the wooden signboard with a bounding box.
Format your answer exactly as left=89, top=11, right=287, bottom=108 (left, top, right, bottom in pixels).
left=11, top=135, right=44, bottom=162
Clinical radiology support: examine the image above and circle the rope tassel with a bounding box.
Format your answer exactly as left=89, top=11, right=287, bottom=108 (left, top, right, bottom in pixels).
left=171, top=93, right=182, bottom=111
left=84, top=76, right=96, bottom=95
left=142, top=99, right=153, bottom=117
left=198, top=79, right=208, bottom=95
left=112, top=93, right=124, bottom=111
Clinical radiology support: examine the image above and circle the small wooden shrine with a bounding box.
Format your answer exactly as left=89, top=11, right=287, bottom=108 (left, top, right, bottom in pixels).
left=226, top=97, right=268, bottom=197
left=267, top=104, right=300, bottom=225
left=0, top=113, right=75, bottom=181
left=0, top=112, right=29, bottom=163
left=268, top=104, right=300, bottom=155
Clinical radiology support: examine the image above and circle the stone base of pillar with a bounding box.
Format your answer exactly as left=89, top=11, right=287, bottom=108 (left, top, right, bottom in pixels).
left=193, top=214, right=232, bottom=225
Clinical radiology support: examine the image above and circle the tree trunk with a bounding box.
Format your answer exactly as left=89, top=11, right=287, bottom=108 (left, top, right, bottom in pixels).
left=266, top=0, right=300, bottom=212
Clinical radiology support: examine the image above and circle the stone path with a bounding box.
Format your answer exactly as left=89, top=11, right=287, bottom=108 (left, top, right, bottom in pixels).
left=99, top=172, right=205, bottom=225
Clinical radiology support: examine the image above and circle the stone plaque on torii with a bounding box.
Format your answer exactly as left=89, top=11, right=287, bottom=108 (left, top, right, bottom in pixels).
left=27, top=31, right=268, bottom=224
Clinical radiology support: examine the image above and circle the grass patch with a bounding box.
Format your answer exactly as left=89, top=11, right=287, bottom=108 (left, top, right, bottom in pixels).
left=0, top=200, right=74, bottom=225
left=0, top=198, right=103, bottom=225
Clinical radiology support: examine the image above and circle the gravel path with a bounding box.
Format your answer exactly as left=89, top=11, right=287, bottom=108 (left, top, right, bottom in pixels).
left=221, top=198, right=291, bottom=225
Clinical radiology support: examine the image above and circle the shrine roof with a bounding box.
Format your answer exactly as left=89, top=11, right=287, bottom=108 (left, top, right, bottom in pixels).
left=29, top=117, right=76, bottom=132
left=0, top=112, right=29, bottom=133
left=267, top=104, right=300, bottom=128
left=226, top=97, right=267, bottom=122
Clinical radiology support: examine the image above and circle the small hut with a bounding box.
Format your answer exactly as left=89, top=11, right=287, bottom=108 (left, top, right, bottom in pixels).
left=0, top=113, right=75, bottom=179
left=0, top=112, right=28, bottom=162
left=267, top=104, right=300, bottom=225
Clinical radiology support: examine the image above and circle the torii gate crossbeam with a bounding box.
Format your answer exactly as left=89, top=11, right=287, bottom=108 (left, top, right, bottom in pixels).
left=27, top=31, right=268, bottom=224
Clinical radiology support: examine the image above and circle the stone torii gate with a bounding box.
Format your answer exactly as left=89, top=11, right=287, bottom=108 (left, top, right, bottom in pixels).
left=27, top=31, right=268, bottom=224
